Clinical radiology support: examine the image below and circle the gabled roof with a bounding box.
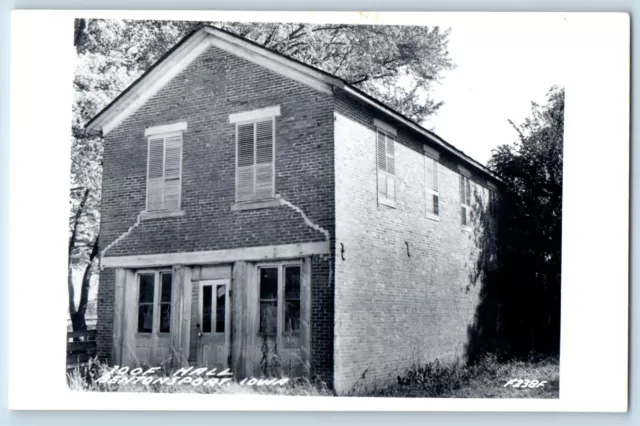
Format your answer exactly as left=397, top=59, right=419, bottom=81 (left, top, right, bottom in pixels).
left=85, top=24, right=501, bottom=182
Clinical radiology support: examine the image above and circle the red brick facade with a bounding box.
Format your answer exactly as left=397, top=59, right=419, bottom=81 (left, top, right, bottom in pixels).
left=97, top=45, right=336, bottom=384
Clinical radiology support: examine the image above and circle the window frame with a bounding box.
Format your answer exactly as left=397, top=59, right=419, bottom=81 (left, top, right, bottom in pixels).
left=424, top=146, right=440, bottom=221
left=375, top=123, right=397, bottom=208
left=488, top=182, right=498, bottom=219
left=198, top=279, right=229, bottom=336
left=135, top=269, right=173, bottom=336
left=144, top=130, right=184, bottom=213
left=233, top=117, right=276, bottom=203
left=283, top=264, right=302, bottom=335
left=459, top=166, right=473, bottom=231
left=230, top=106, right=281, bottom=205
left=256, top=260, right=302, bottom=338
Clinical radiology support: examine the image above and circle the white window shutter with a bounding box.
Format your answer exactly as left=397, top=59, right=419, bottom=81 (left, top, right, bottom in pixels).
left=377, top=171, right=387, bottom=199
left=425, top=157, right=439, bottom=215
left=425, top=157, right=434, bottom=190
left=255, top=120, right=274, bottom=200
left=147, top=137, right=165, bottom=211
left=377, top=131, right=387, bottom=172
left=235, top=118, right=276, bottom=202
left=387, top=175, right=395, bottom=200
left=236, top=123, right=255, bottom=202
left=376, top=129, right=396, bottom=205
left=385, top=137, right=395, bottom=175
left=164, top=135, right=182, bottom=178
left=163, top=179, right=180, bottom=209
left=163, top=135, right=182, bottom=210
left=146, top=132, right=183, bottom=212
left=432, top=161, right=438, bottom=191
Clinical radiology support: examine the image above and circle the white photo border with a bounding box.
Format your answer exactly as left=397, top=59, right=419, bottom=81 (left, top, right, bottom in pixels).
left=8, top=9, right=629, bottom=412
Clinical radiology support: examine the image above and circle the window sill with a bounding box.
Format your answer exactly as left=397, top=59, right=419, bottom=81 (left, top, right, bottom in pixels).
left=378, top=198, right=396, bottom=209
left=141, top=209, right=185, bottom=220
left=231, top=198, right=281, bottom=211
left=427, top=213, right=440, bottom=222
left=462, top=225, right=473, bottom=233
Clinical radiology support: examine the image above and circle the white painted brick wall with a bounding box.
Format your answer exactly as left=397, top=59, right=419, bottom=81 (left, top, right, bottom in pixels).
left=334, top=111, right=486, bottom=394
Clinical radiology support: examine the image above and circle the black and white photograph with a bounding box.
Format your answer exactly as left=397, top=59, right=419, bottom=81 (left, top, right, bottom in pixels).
left=64, top=15, right=566, bottom=399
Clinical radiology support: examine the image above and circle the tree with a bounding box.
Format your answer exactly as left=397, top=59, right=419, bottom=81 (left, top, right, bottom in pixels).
left=68, top=19, right=455, bottom=331
left=215, top=21, right=454, bottom=121
left=467, top=87, right=564, bottom=361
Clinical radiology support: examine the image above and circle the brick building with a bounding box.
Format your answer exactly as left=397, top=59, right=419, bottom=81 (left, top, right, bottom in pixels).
left=85, top=25, right=502, bottom=394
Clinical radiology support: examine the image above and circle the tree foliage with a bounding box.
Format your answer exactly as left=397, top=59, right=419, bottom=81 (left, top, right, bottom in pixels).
left=68, top=19, right=454, bottom=330
left=467, top=87, right=564, bottom=361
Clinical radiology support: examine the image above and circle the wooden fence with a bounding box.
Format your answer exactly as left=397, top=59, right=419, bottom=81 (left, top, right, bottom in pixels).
left=66, top=329, right=97, bottom=369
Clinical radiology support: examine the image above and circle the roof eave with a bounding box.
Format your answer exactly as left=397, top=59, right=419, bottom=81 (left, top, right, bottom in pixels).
left=340, top=85, right=503, bottom=184
left=83, top=24, right=502, bottom=184
left=84, top=25, right=210, bottom=136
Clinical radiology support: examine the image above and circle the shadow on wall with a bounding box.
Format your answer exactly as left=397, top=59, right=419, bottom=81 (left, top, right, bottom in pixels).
left=464, top=188, right=561, bottom=364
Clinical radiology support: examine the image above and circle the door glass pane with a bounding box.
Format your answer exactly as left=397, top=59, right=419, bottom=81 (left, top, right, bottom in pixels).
left=138, top=305, right=154, bottom=333
left=259, top=268, right=278, bottom=299
left=159, top=272, right=172, bottom=333
left=159, top=303, right=171, bottom=333
left=216, top=285, right=226, bottom=333
left=138, top=274, right=155, bottom=303
left=259, top=267, right=278, bottom=334
left=137, top=274, right=155, bottom=333
left=284, top=266, right=300, bottom=299
left=161, top=272, right=172, bottom=302
left=259, top=301, right=277, bottom=335
left=202, top=285, right=212, bottom=333
left=284, top=266, right=301, bottom=333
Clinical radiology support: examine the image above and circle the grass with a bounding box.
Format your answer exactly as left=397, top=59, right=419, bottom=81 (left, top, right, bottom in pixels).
left=368, top=353, right=559, bottom=398
left=67, top=354, right=558, bottom=398
left=67, top=360, right=334, bottom=396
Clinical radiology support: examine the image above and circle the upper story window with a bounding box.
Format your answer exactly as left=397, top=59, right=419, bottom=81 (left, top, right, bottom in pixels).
left=488, top=183, right=498, bottom=218
left=375, top=119, right=397, bottom=208
left=145, top=122, right=186, bottom=212
left=230, top=106, right=281, bottom=203
left=459, top=166, right=472, bottom=229
left=424, top=146, right=440, bottom=220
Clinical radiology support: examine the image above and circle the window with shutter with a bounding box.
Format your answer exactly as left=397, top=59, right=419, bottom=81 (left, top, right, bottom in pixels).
left=376, top=130, right=396, bottom=207
left=488, top=188, right=498, bottom=218
left=235, top=118, right=275, bottom=203
left=425, top=153, right=440, bottom=220
left=146, top=131, right=183, bottom=212
left=460, top=173, right=472, bottom=228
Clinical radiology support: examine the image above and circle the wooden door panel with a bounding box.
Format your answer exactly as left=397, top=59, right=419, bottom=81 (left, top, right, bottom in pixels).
left=197, top=280, right=231, bottom=370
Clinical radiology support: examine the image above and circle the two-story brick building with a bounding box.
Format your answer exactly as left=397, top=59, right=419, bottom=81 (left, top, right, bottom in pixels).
left=85, top=24, right=502, bottom=394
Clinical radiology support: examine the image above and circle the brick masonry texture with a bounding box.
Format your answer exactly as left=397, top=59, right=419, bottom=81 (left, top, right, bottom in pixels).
left=333, top=91, right=495, bottom=394
left=96, top=42, right=498, bottom=391
left=96, top=45, right=336, bottom=381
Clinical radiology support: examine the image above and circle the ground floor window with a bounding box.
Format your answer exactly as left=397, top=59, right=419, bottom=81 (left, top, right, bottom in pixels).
left=137, top=270, right=172, bottom=334
left=258, top=262, right=301, bottom=337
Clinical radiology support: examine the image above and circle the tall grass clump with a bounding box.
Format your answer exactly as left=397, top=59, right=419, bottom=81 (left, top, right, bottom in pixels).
left=368, top=353, right=559, bottom=398
left=66, top=357, right=333, bottom=396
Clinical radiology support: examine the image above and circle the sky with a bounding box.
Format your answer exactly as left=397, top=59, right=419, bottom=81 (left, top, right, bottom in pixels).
left=423, top=17, right=567, bottom=165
